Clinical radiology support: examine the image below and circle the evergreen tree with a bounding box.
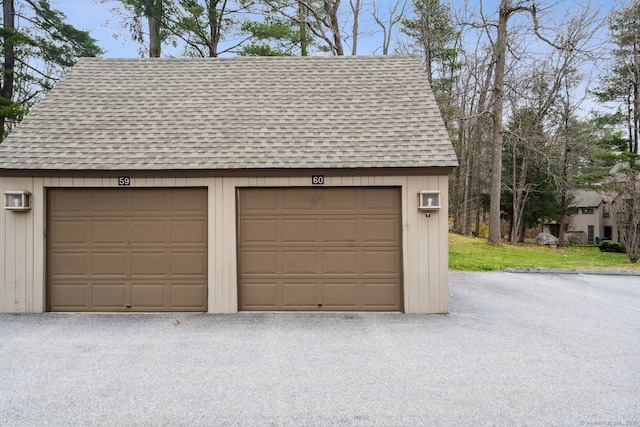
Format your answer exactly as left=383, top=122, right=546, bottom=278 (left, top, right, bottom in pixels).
left=1, top=0, right=103, bottom=140
left=595, top=0, right=640, bottom=156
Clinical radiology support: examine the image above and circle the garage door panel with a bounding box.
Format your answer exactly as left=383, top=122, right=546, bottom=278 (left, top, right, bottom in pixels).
left=170, top=220, right=207, bottom=244
left=48, top=188, right=207, bottom=312
left=282, top=188, right=317, bottom=211
left=50, top=221, right=89, bottom=245
left=131, top=220, right=166, bottom=244
left=92, top=252, right=127, bottom=276
left=362, top=188, right=400, bottom=212
left=282, top=282, right=317, bottom=307
left=49, top=190, right=89, bottom=215
left=93, top=220, right=128, bottom=245
left=322, top=188, right=358, bottom=210
left=132, top=284, right=166, bottom=308
left=282, top=251, right=317, bottom=275
left=51, top=253, right=89, bottom=276
left=322, top=251, right=358, bottom=275
left=169, top=190, right=207, bottom=212
left=91, top=192, right=127, bottom=214
left=322, top=219, right=358, bottom=243
left=363, top=251, right=400, bottom=275
left=130, top=191, right=166, bottom=213
left=49, top=284, right=88, bottom=308
left=241, top=250, right=279, bottom=275
left=92, top=284, right=127, bottom=308
left=363, top=282, right=401, bottom=308
left=363, top=218, right=400, bottom=243
left=241, top=282, right=279, bottom=308
left=323, top=283, right=359, bottom=307
left=240, top=188, right=277, bottom=211
left=170, top=284, right=206, bottom=309
left=171, top=252, right=207, bottom=276
left=131, top=252, right=167, bottom=276
left=239, top=219, right=278, bottom=244
left=238, top=187, right=401, bottom=312
left=282, top=219, right=317, bottom=243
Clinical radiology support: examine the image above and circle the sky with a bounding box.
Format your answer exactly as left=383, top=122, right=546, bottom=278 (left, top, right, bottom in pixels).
left=50, top=1, right=140, bottom=57
left=47, top=0, right=619, bottom=59
left=49, top=0, right=388, bottom=57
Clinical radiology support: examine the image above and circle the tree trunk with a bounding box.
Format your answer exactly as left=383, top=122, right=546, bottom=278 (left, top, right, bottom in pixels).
left=510, top=149, right=530, bottom=245
left=208, top=1, right=221, bottom=57
left=518, top=225, right=525, bottom=243
left=463, top=60, right=494, bottom=236
left=147, top=0, right=162, bottom=57
left=1, top=0, right=15, bottom=138
left=350, top=0, right=361, bottom=55
left=325, top=0, right=344, bottom=55
left=557, top=112, right=571, bottom=246
left=558, top=166, right=569, bottom=245
left=209, top=21, right=218, bottom=57
left=488, top=0, right=511, bottom=246
left=461, top=134, right=473, bottom=235
left=422, top=13, right=432, bottom=84
left=633, top=37, right=639, bottom=155
left=298, top=0, right=308, bottom=56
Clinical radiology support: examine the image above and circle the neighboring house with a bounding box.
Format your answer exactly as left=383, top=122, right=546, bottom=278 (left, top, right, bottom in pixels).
left=544, top=189, right=617, bottom=244
left=0, top=56, right=458, bottom=314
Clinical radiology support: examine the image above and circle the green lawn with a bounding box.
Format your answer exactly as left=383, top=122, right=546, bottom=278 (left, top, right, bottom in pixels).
left=448, top=233, right=640, bottom=271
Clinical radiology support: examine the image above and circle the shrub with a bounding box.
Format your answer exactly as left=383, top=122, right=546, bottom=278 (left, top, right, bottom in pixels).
left=472, top=222, right=489, bottom=239
left=565, top=234, right=584, bottom=246
left=599, top=240, right=626, bottom=253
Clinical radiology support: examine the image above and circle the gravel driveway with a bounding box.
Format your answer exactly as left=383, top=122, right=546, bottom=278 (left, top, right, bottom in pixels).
left=1, top=271, right=639, bottom=426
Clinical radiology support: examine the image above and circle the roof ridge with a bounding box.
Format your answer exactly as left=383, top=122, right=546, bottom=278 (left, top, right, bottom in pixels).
left=77, top=55, right=422, bottom=61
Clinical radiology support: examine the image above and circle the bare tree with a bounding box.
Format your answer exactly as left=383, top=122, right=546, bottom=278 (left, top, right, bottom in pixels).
left=506, top=4, right=601, bottom=245
left=487, top=0, right=519, bottom=246
left=300, top=0, right=344, bottom=55
left=453, top=45, right=494, bottom=236
left=265, top=0, right=345, bottom=55
left=608, top=171, right=640, bottom=263
left=372, top=0, right=408, bottom=55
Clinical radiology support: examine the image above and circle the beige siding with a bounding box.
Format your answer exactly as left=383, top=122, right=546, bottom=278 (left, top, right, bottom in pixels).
left=0, top=177, right=45, bottom=312
left=0, top=174, right=450, bottom=314
left=567, top=204, right=605, bottom=244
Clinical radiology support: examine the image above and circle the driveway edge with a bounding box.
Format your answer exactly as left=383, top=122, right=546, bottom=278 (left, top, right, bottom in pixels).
left=503, top=267, right=640, bottom=276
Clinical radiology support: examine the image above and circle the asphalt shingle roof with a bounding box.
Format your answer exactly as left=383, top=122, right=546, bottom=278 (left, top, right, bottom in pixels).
left=572, top=189, right=603, bottom=208
left=0, top=55, right=458, bottom=171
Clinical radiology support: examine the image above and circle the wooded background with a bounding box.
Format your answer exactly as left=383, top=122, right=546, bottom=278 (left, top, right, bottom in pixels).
left=1, top=0, right=639, bottom=261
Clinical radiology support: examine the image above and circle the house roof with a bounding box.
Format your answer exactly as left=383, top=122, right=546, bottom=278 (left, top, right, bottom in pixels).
left=0, top=55, right=458, bottom=171
left=571, top=189, right=603, bottom=208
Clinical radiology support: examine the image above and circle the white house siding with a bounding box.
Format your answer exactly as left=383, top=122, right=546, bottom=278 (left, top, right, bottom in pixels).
left=0, top=174, right=449, bottom=314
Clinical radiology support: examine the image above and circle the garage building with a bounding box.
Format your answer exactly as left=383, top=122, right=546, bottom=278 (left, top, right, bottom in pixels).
left=0, top=55, right=457, bottom=314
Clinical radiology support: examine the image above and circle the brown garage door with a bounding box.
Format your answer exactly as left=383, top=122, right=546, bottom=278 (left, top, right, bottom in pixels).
left=238, top=187, right=402, bottom=311
left=47, top=188, right=207, bottom=312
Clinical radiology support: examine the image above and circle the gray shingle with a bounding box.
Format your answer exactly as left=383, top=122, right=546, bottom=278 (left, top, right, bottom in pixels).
left=0, top=55, right=458, bottom=171
left=571, top=190, right=603, bottom=208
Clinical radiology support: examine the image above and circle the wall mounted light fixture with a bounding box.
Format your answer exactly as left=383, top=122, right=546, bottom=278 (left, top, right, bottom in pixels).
left=418, top=191, right=440, bottom=211
left=4, top=191, right=32, bottom=211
